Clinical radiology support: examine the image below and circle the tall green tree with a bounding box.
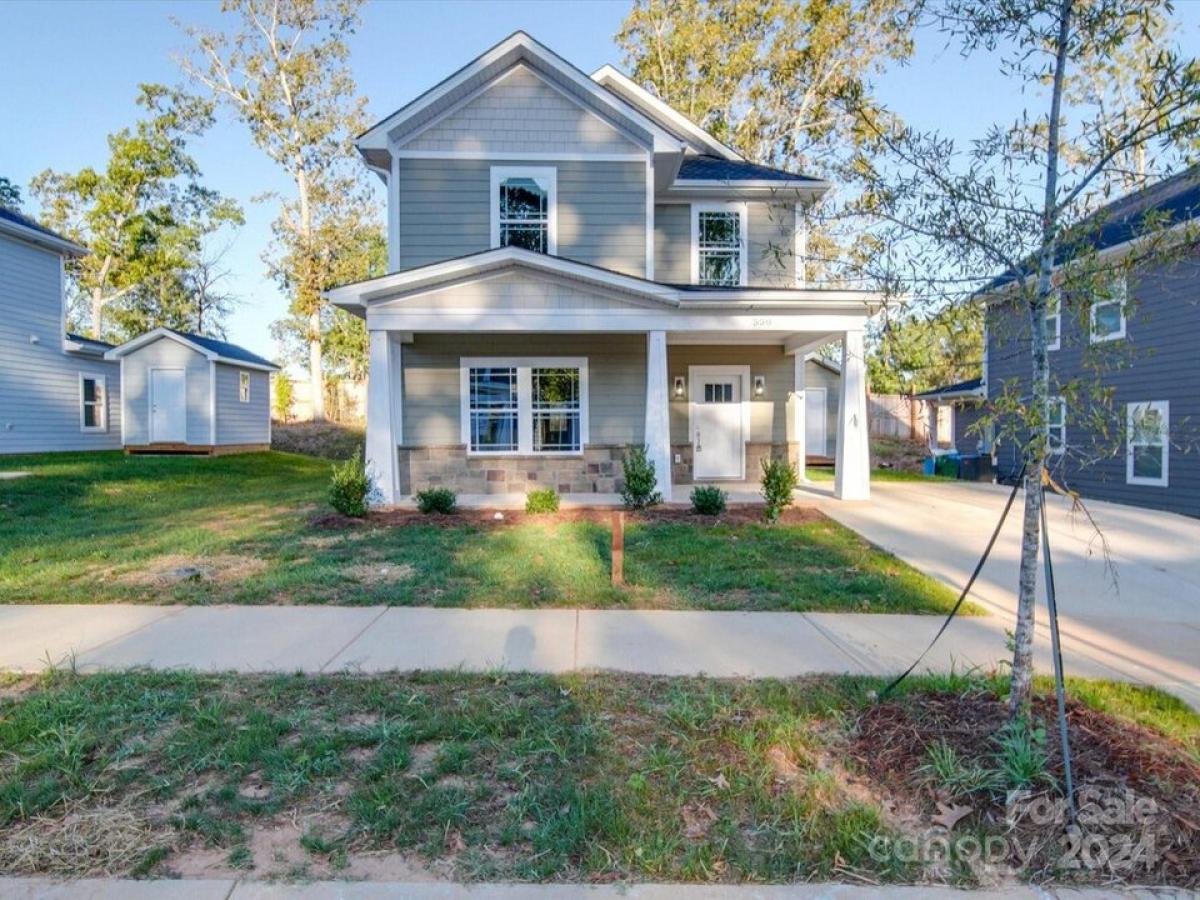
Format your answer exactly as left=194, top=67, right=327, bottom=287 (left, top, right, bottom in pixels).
left=178, top=0, right=382, bottom=420
left=0, top=177, right=21, bottom=210
left=867, top=304, right=983, bottom=395
left=31, top=85, right=242, bottom=342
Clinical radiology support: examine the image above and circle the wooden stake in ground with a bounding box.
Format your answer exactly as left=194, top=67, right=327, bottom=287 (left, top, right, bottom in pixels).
left=611, top=511, right=624, bottom=586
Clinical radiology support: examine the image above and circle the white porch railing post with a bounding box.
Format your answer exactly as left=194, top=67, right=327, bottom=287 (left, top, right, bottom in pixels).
left=644, top=330, right=673, bottom=501
left=366, top=329, right=401, bottom=506
left=789, top=352, right=807, bottom=481
left=834, top=330, right=870, bottom=500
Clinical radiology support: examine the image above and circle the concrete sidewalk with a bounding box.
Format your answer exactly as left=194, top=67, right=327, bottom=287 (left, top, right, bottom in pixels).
left=0, top=878, right=1180, bottom=899
left=0, top=602, right=1140, bottom=688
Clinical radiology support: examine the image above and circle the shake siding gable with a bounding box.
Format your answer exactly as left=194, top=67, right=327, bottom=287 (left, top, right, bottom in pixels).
left=0, top=233, right=121, bottom=454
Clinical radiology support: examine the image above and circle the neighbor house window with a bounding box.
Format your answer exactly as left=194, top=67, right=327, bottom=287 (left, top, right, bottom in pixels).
left=692, top=203, right=747, bottom=286
left=1047, top=396, right=1066, bottom=455
left=490, top=166, right=556, bottom=254
left=461, top=358, right=588, bottom=455
left=1127, top=400, right=1168, bottom=486
left=1045, top=293, right=1061, bottom=351
left=239, top=371, right=250, bottom=403
left=1090, top=276, right=1127, bottom=343
left=79, top=374, right=106, bottom=432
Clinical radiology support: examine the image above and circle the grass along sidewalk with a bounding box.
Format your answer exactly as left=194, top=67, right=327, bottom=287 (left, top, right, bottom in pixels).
left=0, top=452, right=968, bottom=613
left=0, top=669, right=1195, bottom=886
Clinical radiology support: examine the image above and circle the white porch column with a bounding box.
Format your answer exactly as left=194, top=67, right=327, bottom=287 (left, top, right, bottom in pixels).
left=834, top=330, right=870, bottom=500
left=788, top=353, right=807, bottom=481
left=644, top=330, right=673, bottom=500
left=366, top=330, right=402, bottom=506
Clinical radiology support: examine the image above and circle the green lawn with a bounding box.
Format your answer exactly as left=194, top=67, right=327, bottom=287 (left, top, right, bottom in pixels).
left=0, top=451, right=966, bottom=612
left=0, top=669, right=1194, bottom=883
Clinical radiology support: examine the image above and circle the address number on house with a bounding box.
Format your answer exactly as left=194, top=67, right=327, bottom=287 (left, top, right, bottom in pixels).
left=752, top=318, right=773, bottom=328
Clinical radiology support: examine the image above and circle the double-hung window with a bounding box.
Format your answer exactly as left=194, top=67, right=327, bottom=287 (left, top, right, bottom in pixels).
left=461, top=358, right=587, bottom=455
left=692, top=203, right=747, bottom=286
left=1045, top=293, right=1061, bottom=351
left=490, top=166, right=556, bottom=254
left=1127, top=401, right=1168, bottom=486
left=239, top=371, right=250, bottom=403
left=1047, top=396, right=1066, bottom=455
left=1090, top=276, right=1127, bottom=343
left=79, top=373, right=106, bottom=433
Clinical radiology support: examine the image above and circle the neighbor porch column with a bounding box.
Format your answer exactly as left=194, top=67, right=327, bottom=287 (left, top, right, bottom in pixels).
left=366, top=329, right=401, bottom=506
left=788, top=352, right=807, bottom=481
left=834, top=330, right=870, bottom=500
left=644, top=330, right=673, bottom=500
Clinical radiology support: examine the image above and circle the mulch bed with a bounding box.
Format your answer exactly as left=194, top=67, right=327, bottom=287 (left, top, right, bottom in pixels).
left=849, top=689, right=1200, bottom=886
left=312, top=503, right=825, bottom=530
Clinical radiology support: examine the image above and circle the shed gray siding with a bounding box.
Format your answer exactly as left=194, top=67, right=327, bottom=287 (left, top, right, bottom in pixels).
left=653, top=201, right=798, bottom=287
left=397, top=159, right=647, bottom=276
left=400, top=333, right=646, bottom=447
left=215, top=363, right=271, bottom=445
left=986, top=252, right=1200, bottom=517
left=0, top=233, right=121, bottom=454
left=120, top=339, right=211, bottom=446
left=805, top=360, right=841, bottom=453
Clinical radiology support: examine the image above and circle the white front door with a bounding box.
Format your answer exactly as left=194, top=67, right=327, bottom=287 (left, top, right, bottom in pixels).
left=692, top=372, right=743, bottom=479
left=150, top=368, right=187, bottom=443
left=805, top=387, right=827, bottom=457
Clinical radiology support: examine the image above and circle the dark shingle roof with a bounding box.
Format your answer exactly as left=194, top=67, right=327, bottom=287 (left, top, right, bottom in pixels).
left=0, top=206, right=86, bottom=254
left=676, top=155, right=824, bottom=184
left=66, top=333, right=114, bottom=349
left=985, top=166, right=1200, bottom=291
left=168, top=330, right=277, bottom=369
left=916, top=377, right=984, bottom=399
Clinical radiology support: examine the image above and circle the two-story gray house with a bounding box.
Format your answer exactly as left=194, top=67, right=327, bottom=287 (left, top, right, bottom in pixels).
left=327, top=32, right=880, bottom=505
left=978, top=167, right=1200, bottom=517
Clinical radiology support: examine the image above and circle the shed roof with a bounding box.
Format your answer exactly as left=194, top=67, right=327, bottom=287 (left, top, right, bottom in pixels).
left=916, top=377, right=985, bottom=400
left=104, top=327, right=279, bottom=372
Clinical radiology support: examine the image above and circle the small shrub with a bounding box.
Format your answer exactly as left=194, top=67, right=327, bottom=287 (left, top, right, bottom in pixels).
left=760, top=457, right=799, bottom=523
left=415, top=487, right=457, bottom=514
left=525, top=487, right=560, bottom=514
left=329, top=447, right=371, bottom=517
left=690, top=485, right=727, bottom=515
left=994, top=718, right=1053, bottom=790
left=620, top=445, right=662, bottom=509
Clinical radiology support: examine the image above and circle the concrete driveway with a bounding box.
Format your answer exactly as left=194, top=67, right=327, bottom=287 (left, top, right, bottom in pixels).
left=811, top=478, right=1200, bottom=708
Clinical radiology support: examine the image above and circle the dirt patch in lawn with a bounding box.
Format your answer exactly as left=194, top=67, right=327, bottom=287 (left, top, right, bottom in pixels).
left=117, top=554, right=268, bottom=587
left=0, top=805, right=168, bottom=877
left=342, top=562, right=416, bottom=585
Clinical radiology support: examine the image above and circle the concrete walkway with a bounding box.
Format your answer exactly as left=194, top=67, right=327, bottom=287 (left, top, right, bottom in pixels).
left=0, top=878, right=1181, bottom=899
left=810, top=479, right=1200, bottom=710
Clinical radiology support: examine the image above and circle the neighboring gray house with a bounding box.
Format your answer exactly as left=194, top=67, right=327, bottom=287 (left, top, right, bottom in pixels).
left=981, top=167, right=1200, bottom=517
left=916, top=377, right=986, bottom=454
left=0, top=207, right=122, bottom=455
left=327, top=32, right=880, bottom=504
left=104, top=328, right=278, bottom=454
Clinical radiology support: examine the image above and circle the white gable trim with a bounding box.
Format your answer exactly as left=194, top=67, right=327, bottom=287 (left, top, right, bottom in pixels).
left=104, top=328, right=279, bottom=372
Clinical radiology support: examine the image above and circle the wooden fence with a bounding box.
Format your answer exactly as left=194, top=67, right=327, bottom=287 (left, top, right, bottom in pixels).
left=867, top=393, right=931, bottom=442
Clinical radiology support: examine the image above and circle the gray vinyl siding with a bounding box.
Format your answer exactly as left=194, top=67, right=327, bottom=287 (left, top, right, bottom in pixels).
left=215, top=364, right=270, bottom=445
left=986, top=252, right=1200, bottom=517
left=397, top=158, right=647, bottom=276
left=400, top=333, right=646, bottom=447
left=953, top=402, right=985, bottom=454
left=653, top=202, right=798, bottom=287
left=0, top=233, right=121, bottom=454
left=805, top=360, right=841, bottom=453
left=120, top=339, right=211, bottom=446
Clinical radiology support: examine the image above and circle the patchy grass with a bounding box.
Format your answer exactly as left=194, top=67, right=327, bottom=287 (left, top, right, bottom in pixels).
left=0, top=670, right=1194, bottom=885
left=271, top=421, right=366, bottom=460
left=0, top=452, right=964, bottom=613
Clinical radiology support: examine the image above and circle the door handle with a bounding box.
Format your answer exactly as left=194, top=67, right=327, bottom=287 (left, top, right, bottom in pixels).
left=695, top=430, right=702, bottom=451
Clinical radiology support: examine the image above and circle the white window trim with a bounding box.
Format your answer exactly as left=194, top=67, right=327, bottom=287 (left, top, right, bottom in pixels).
left=459, top=356, right=589, bottom=456
left=1090, top=278, right=1127, bottom=344
left=1126, top=400, right=1169, bottom=487
left=239, top=370, right=250, bottom=403
left=489, top=166, right=558, bottom=255
left=78, top=373, right=107, bottom=433
left=1045, top=295, right=1061, bottom=352
left=690, top=202, right=748, bottom=287
left=1047, top=395, right=1066, bottom=455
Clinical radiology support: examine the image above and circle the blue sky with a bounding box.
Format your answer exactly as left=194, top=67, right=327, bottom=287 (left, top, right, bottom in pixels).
left=2, top=0, right=1197, bottom=363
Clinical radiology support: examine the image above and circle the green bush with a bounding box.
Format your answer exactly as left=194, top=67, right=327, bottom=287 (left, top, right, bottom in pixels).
left=759, top=456, right=799, bottom=523
left=690, top=485, right=727, bottom=515
left=415, top=487, right=457, bottom=514
left=329, top=447, right=371, bottom=517
left=525, top=487, right=560, bottom=514
left=620, top=445, right=662, bottom=509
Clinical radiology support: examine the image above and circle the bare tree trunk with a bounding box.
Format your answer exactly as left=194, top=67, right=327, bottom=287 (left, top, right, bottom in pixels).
left=308, top=309, right=325, bottom=422
left=295, top=166, right=325, bottom=423
left=91, top=287, right=105, bottom=341
left=1010, top=0, right=1074, bottom=718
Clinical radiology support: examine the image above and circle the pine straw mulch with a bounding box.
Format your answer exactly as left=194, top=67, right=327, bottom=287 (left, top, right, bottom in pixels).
left=848, top=689, right=1200, bottom=887
left=311, top=503, right=824, bottom=530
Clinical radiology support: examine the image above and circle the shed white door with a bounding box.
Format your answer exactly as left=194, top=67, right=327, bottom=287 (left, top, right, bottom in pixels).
left=150, top=369, right=187, bottom=443
left=805, top=387, right=827, bottom=457
left=692, top=374, right=743, bottom=479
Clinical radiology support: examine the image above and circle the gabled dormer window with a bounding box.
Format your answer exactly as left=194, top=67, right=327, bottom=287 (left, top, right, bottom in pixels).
left=490, top=166, right=557, bottom=254
left=691, top=203, right=747, bottom=286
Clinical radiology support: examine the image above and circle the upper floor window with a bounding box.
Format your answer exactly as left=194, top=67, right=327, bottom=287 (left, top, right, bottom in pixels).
left=79, top=373, right=106, bottom=433
left=691, top=203, right=747, bottom=286
left=1090, top=276, right=1127, bottom=343
left=490, top=166, right=557, bottom=255
left=1045, top=293, right=1061, bottom=351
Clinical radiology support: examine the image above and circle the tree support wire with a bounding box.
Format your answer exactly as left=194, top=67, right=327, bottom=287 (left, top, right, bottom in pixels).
left=1040, top=480, right=1077, bottom=821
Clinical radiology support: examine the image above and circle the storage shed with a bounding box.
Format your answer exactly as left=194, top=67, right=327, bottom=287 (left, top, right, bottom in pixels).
left=105, top=328, right=279, bottom=454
